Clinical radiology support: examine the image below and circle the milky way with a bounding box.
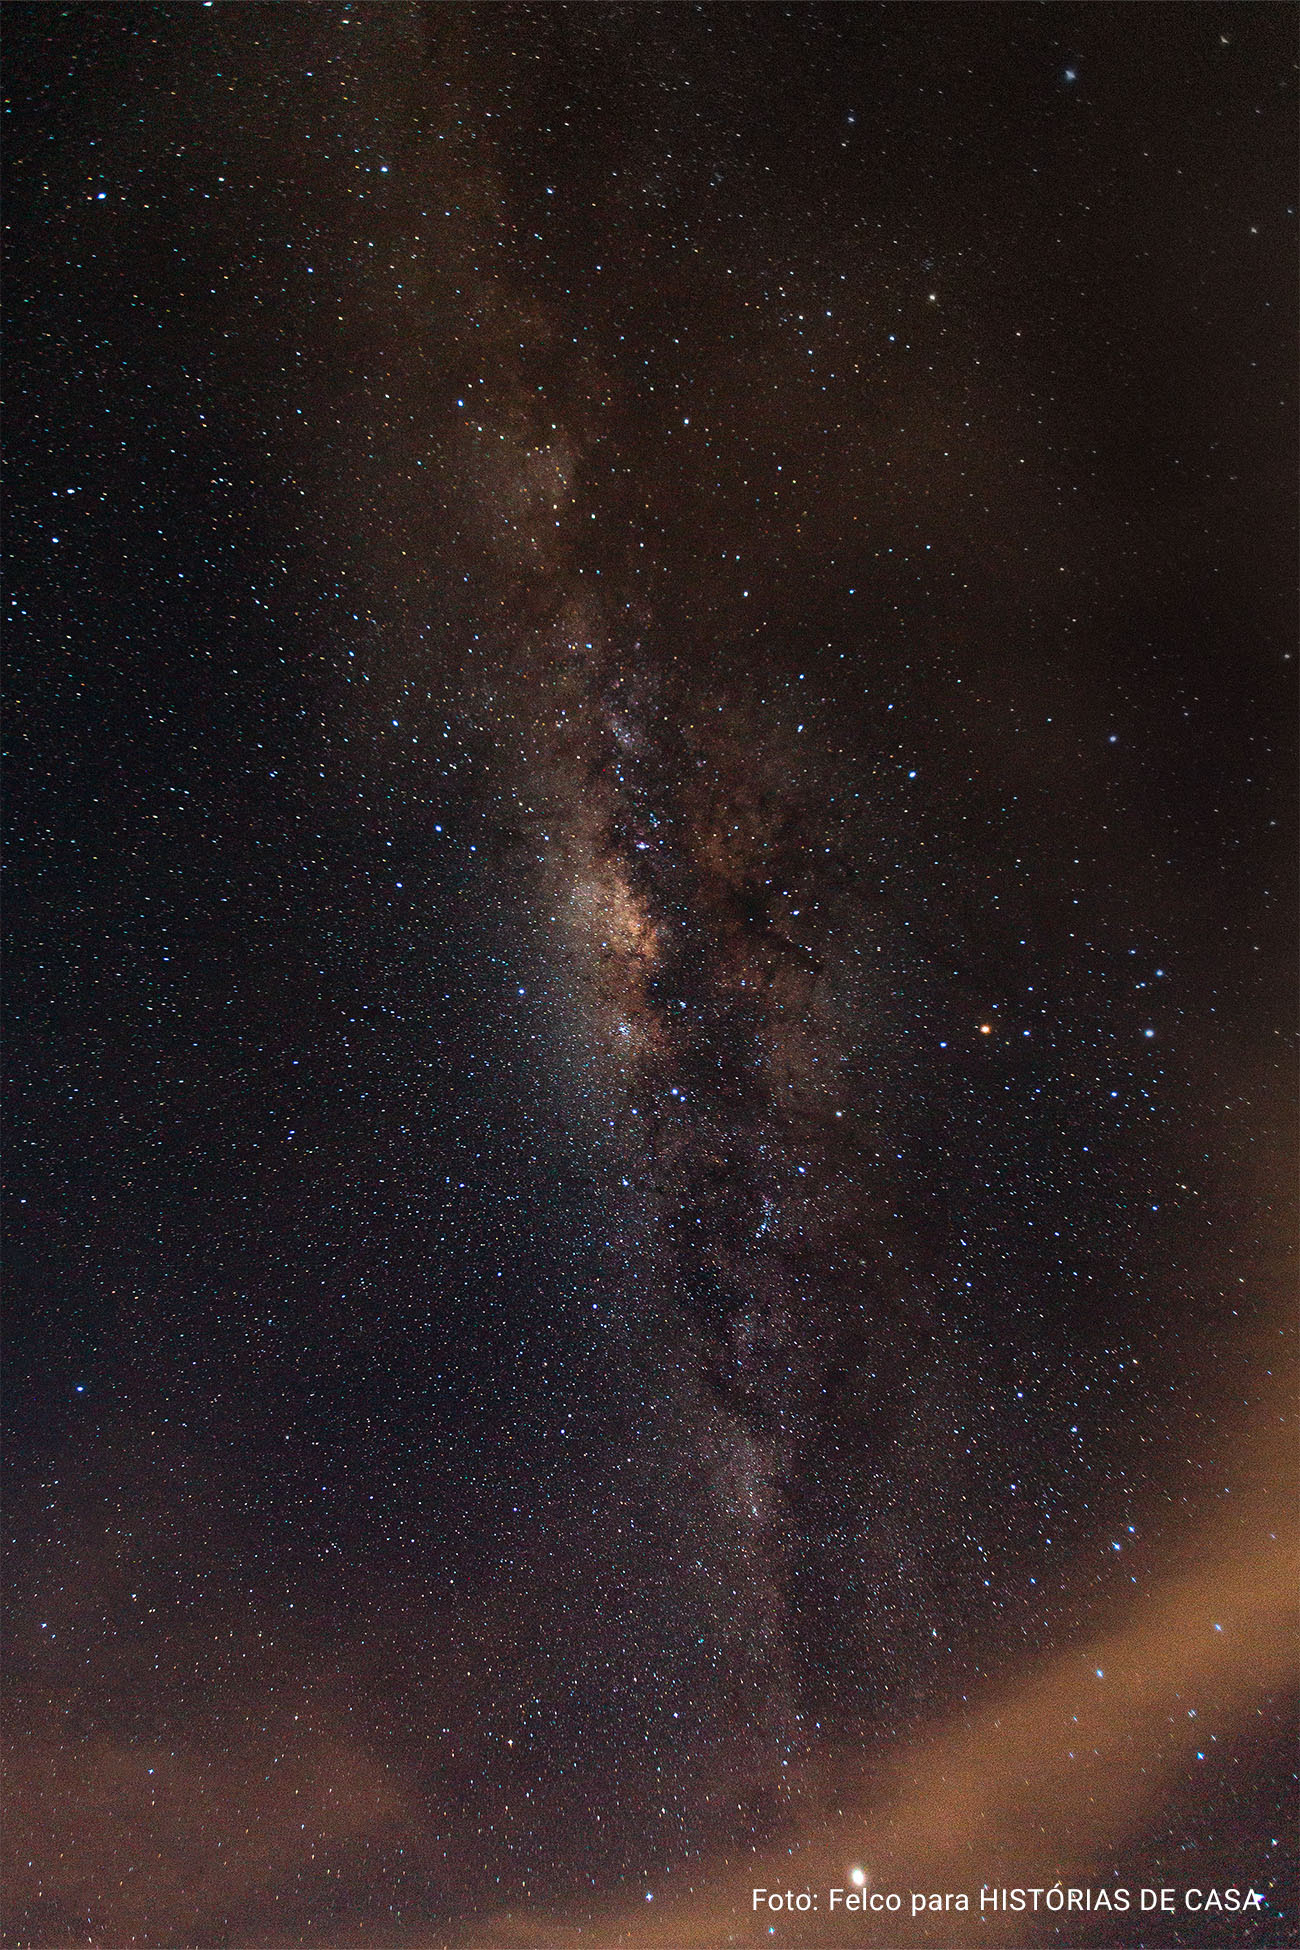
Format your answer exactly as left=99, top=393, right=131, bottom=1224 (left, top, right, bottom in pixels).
left=4, top=7, right=1296, bottom=1947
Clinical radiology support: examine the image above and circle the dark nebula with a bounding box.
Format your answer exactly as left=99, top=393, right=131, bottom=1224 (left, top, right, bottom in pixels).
left=3, top=7, right=1296, bottom=1947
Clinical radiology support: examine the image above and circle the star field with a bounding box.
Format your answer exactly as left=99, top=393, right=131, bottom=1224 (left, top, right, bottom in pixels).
left=3, top=7, right=1296, bottom=1947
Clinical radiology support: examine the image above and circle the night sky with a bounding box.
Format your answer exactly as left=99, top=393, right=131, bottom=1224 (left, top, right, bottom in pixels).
left=3, top=7, right=1297, bottom=1947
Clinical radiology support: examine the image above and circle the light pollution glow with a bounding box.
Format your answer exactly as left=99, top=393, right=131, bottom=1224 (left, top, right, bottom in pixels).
left=463, top=1338, right=1296, bottom=1948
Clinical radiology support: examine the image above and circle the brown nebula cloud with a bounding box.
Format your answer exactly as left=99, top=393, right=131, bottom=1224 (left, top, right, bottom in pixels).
left=5, top=1708, right=407, bottom=1950
left=462, top=1346, right=1297, bottom=1949
left=7, top=1396, right=1290, bottom=1950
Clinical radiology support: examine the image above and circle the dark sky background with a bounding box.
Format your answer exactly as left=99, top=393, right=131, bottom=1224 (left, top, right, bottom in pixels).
left=3, top=7, right=1296, bottom=1948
